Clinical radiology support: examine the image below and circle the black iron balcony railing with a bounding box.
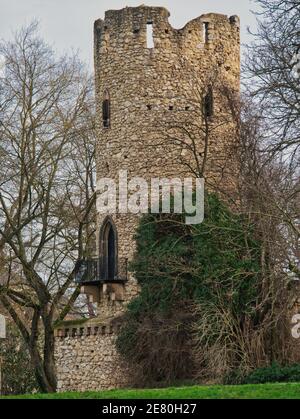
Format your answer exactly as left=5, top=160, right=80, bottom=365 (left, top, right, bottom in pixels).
left=74, top=258, right=128, bottom=285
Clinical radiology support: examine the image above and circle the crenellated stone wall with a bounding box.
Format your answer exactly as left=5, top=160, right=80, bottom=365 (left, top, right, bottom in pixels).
left=55, top=319, right=133, bottom=392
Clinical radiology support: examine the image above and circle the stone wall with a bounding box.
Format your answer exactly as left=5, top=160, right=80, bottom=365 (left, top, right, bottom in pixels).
left=55, top=319, right=133, bottom=392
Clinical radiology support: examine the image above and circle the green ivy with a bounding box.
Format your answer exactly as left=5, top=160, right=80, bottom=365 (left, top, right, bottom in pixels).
left=0, top=323, right=37, bottom=395
left=117, top=193, right=263, bottom=380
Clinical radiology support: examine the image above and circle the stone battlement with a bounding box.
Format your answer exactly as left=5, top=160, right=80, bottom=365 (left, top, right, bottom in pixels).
left=54, top=318, right=123, bottom=339
left=95, top=6, right=240, bottom=55
left=55, top=318, right=132, bottom=392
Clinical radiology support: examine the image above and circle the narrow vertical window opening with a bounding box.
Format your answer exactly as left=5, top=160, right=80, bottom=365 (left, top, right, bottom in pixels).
left=147, top=22, right=154, bottom=49
left=203, top=86, right=214, bottom=118
left=203, top=22, right=209, bottom=43
left=107, top=226, right=116, bottom=281
left=102, top=90, right=110, bottom=128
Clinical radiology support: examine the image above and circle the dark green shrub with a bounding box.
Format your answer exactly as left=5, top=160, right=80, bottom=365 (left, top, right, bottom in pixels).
left=243, top=364, right=300, bottom=384
left=117, top=193, right=263, bottom=384
left=223, top=369, right=247, bottom=385
left=0, top=323, right=37, bottom=395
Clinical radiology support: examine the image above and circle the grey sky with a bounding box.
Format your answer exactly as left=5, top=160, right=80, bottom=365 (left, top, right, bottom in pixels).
left=0, top=0, right=257, bottom=68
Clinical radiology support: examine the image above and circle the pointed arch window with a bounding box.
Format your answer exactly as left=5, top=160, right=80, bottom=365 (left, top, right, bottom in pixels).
left=99, top=217, right=118, bottom=281
left=102, top=90, right=111, bottom=128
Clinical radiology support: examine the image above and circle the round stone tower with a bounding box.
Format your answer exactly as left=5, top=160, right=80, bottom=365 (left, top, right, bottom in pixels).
left=55, top=5, right=241, bottom=394
left=88, top=5, right=240, bottom=316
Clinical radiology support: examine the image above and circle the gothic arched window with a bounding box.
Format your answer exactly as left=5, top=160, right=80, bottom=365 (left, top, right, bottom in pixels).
left=102, top=90, right=111, bottom=128
left=99, top=217, right=118, bottom=281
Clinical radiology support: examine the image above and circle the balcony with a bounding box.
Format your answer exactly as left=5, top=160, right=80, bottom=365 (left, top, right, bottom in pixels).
left=74, top=257, right=128, bottom=285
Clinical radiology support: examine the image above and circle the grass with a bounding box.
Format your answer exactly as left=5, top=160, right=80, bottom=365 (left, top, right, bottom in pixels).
left=2, top=383, right=300, bottom=399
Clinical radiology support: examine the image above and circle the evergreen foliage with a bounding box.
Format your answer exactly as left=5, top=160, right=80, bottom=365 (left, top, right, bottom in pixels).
left=117, top=194, right=262, bottom=383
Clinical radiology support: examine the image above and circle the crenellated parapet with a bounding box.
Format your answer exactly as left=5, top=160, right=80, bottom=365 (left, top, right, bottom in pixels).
left=94, top=6, right=240, bottom=55
left=54, top=317, right=123, bottom=339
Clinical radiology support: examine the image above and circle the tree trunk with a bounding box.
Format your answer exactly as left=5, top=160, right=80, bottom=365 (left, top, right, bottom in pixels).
left=30, top=309, right=57, bottom=393
left=29, top=344, right=56, bottom=393
left=43, top=316, right=57, bottom=392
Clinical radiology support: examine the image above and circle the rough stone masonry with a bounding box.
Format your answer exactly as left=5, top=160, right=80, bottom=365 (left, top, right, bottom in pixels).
left=55, top=5, right=240, bottom=392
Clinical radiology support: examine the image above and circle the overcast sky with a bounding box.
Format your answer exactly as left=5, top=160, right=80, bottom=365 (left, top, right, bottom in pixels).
left=0, top=0, right=258, bottom=68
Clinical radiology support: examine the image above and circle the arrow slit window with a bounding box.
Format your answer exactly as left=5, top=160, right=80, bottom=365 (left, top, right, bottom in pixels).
left=147, top=22, right=154, bottom=49
left=203, top=86, right=214, bottom=118
left=102, top=90, right=111, bottom=128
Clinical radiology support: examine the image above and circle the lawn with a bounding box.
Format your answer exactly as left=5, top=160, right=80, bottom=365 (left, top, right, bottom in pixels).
left=2, top=383, right=300, bottom=399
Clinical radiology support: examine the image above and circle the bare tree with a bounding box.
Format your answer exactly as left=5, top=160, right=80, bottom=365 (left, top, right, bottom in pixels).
left=244, top=0, right=300, bottom=334
left=151, top=58, right=240, bottom=208
left=0, top=23, right=96, bottom=392
left=245, top=0, right=300, bottom=164
left=145, top=53, right=299, bottom=377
